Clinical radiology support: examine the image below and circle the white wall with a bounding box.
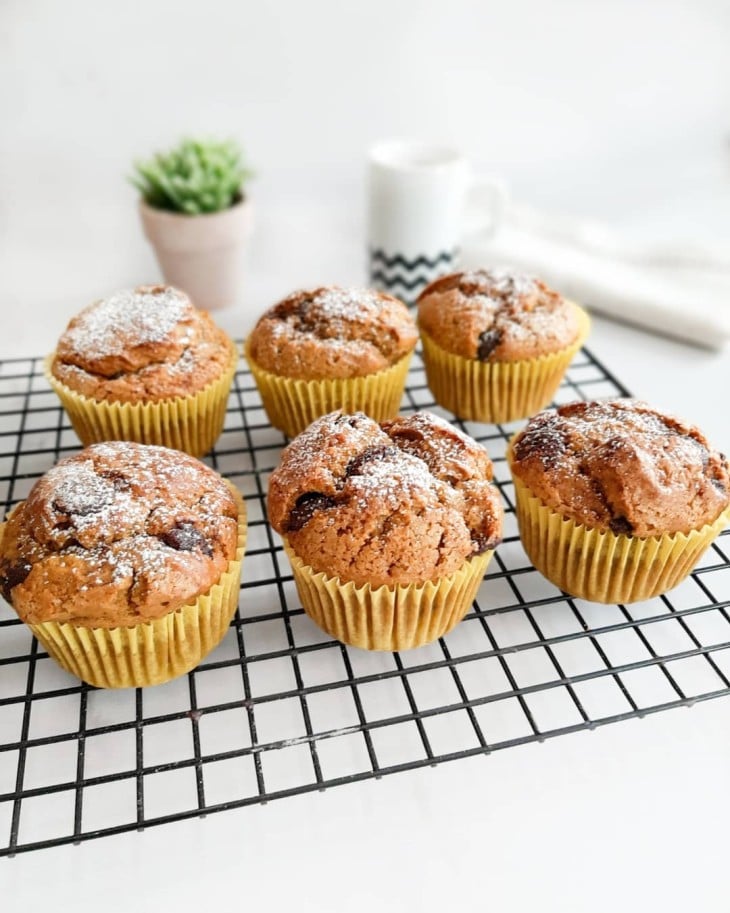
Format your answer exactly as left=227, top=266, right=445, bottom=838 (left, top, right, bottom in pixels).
left=1, top=0, right=728, bottom=351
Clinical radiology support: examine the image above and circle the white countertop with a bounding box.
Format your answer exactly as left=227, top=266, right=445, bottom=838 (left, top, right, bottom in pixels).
left=2, top=180, right=730, bottom=912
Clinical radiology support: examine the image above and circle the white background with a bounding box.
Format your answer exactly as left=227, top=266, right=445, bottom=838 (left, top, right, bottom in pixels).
left=2, top=0, right=730, bottom=352
left=2, top=2, right=730, bottom=910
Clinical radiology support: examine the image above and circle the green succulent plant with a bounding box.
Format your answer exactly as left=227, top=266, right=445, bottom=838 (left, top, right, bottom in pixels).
left=130, top=137, right=252, bottom=215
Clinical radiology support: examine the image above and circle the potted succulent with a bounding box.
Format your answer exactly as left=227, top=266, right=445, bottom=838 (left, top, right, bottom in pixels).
left=132, top=137, right=253, bottom=309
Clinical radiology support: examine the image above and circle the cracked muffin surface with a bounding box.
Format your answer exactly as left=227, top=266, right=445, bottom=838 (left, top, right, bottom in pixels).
left=417, top=268, right=580, bottom=362
left=51, top=285, right=235, bottom=402
left=248, top=286, right=417, bottom=380
left=267, top=411, right=504, bottom=587
left=0, top=442, right=240, bottom=626
left=509, top=399, right=730, bottom=537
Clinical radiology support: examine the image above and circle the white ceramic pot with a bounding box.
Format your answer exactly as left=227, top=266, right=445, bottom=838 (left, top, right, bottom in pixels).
left=139, top=198, right=253, bottom=310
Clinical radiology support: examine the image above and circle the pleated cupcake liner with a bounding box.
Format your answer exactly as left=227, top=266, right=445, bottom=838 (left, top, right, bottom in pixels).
left=244, top=341, right=413, bottom=438
left=5, top=486, right=247, bottom=689
left=283, top=541, right=493, bottom=651
left=419, top=303, right=590, bottom=424
left=509, top=468, right=730, bottom=604
left=44, top=338, right=238, bottom=457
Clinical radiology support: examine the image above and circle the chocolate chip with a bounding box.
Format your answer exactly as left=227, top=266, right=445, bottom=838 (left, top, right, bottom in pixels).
left=286, top=493, right=338, bottom=533
left=52, top=487, right=113, bottom=517
left=609, top=516, right=634, bottom=535
left=335, top=413, right=367, bottom=429
left=513, top=427, right=568, bottom=469
left=0, top=559, right=32, bottom=603
left=472, top=532, right=502, bottom=554
left=344, top=446, right=398, bottom=479
left=160, top=522, right=213, bottom=556
left=271, top=293, right=314, bottom=322
left=98, top=469, right=131, bottom=492
left=476, top=328, right=503, bottom=362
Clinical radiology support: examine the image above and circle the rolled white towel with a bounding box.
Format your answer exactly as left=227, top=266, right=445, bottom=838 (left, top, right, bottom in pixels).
left=462, top=217, right=730, bottom=351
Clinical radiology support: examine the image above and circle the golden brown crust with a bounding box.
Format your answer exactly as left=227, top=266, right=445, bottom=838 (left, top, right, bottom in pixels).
left=510, top=399, right=730, bottom=536
left=417, top=269, right=580, bottom=362
left=0, top=442, right=240, bottom=627
left=267, top=411, right=503, bottom=587
left=51, top=285, right=235, bottom=403
left=247, top=286, right=418, bottom=380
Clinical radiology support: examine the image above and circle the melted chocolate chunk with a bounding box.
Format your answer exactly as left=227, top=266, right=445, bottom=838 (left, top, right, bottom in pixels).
left=99, top=469, right=131, bottom=492
left=476, top=328, right=503, bottom=362
left=52, top=489, right=112, bottom=517
left=161, top=522, right=213, bottom=556
left=472, top=532, right=502, bottom=555
left=513, top=426, right=568, bottom=470
left=0, top=559, right=32, bottom=603
left=344, top=446, right=398, bottom=479
left=286, top=493, right=338, bottom=533
left=271, top=294, right=311, bottom=322
left=271, top=289, right=314, bottom=323
left=609, top=516, right=634, bottom=536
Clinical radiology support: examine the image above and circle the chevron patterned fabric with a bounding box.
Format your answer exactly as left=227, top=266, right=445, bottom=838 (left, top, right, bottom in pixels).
left=369, top=247, right=458, bottom=305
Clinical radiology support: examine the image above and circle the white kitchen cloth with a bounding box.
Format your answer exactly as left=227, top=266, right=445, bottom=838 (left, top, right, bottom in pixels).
left=461, top=205, right=730, bottom=351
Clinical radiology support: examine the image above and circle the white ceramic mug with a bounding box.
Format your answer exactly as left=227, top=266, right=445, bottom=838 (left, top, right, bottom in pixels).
left=367, top=139, right=507, bottom=304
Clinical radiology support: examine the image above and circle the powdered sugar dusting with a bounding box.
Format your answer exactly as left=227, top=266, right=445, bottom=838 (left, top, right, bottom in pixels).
left=514, top=399, right=709, bottom=478
left=62, top=286, right=191, bottom=358
left=25, top=442, right=232, bottom=579
left=267, top=286, right=400, bottom=349
left=347, top=449, right=437, bottom=510
left=445, top=268, right=575, bottom=348
left=459, top=268, right=537, bottom=299
left=279, top=412, right=385, bottom=480
left=394, top=410, right=471, bottom=445
left=309, top=287, right=385, bottom=322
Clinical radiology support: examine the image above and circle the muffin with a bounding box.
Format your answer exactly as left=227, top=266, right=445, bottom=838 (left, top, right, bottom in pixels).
left=245, top=286, right=418, bottom=437
left=46, top=285, right=238, bottom=456
left=267, top=410, right=503, bottom=650
left=417, top=268, right=590, bottom=423
left=0, top=442, right=247, bottom=687
left=508, top=399, right=730, bottom=603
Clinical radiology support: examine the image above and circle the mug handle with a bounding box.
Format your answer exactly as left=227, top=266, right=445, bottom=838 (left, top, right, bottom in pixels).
left=463, top=175, right=509, bottom=241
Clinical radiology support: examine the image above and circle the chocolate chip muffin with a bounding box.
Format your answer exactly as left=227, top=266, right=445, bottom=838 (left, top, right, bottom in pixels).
left=417, top=268, right=590, bottom=423
left=508, top=399, right=730, bottom=603
left=46, top=285, right=238, bottom=455
left=0, top=442, right=247, bottom=687
left=246, top=286, right=418, bottom=437
left=268, top=411, right=503, bottom=650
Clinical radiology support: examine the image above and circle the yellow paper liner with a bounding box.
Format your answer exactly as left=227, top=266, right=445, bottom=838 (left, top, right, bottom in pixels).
left=244, top=341, right=413, bottom=438
left=44, top=338, right=238, bottom=457
left=3, top=487, right=247, bottom=689
left=284, top=541, right=493, bottom=651
left=419, top=303, right=590, bottom=424
left=508, top=466, right=730, bottom=605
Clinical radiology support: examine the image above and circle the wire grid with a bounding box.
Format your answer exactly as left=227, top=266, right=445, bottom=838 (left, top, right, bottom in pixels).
left=0, top=345, right=729, bottom=857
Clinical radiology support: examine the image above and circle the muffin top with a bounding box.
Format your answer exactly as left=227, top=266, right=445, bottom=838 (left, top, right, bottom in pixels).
left=267, top=411, right=503, bottom=587
left=0, top=442, right=241, bottom=627
left=509, top=399, right=730, bottom=537
left=51, top=285, right=235, bottom=402
left=418, top=268, right=581, bottom=362
left=247, top=286, right=418, bottom=380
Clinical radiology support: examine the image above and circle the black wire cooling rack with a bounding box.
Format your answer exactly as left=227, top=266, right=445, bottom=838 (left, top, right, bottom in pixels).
left=0, top=345, right=729, bottom=857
